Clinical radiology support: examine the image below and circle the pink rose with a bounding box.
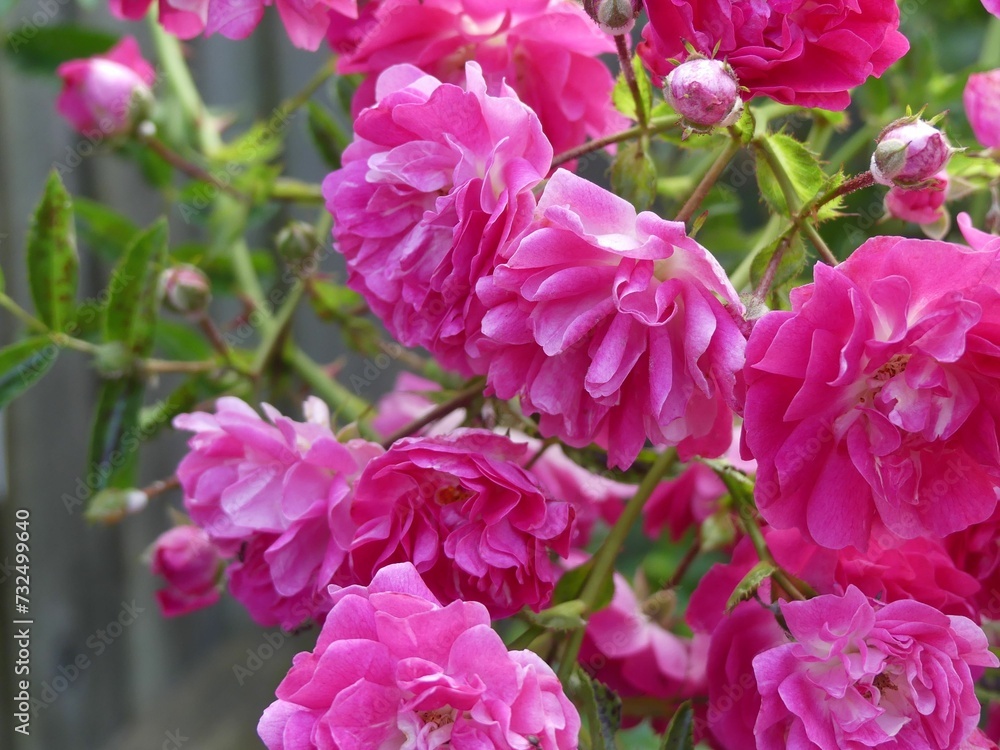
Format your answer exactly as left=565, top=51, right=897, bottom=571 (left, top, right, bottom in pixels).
left=884, top=171, right=949, bottom=230
left=149, top=525, right=222, bottom=616
left=337, top=0, right=625, bottom=155
left=753, top=586, right=997, bottom=749
left=965, top=69, right=1000, bottom=149
left=324, top=62, right=551, bottom=376
left=703, top=602, right=787, bottom=750
left=257, top=563, right=580, bottom=749
left=348, top=429, right=573, bottom=618
left=946, top=505, right=1000, bottom=620
left=638, top=0, right=909, bottom=111
left=477, top=169, right=746, bottom=470
left=580, top=571, right=702, bottom=719
left=644, top=425, right=755, bottom=541
left=111, top=0, right=354, bottom=48
left=56, top=37, right=155, bottom=136
left=372, top=372, right=631, bottom=545
left=983, top=0, right=1000, bottom=18
left=173, top=397, right=382, bottom=628
left=743, top=235, right=1000, bottom=548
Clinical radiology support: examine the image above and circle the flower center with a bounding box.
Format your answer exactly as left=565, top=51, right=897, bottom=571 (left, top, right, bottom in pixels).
left=434, top=485, right=473, bottom=506
left=417, top=707, right=457, bottom=730
left=873, top=353, right=911, bottom=382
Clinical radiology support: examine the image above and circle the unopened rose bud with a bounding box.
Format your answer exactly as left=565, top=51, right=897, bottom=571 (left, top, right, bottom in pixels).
left=584, top=0, right=641, bottom=34
left=158, top=264, right=211, bottom=318
left=149, top=526, right=223, bottom=617
left=665, top=58, right=744, bottom=132
left=276, top=221, right=320, bottom=270
left=56, top=36, right=155, bottom=138
left=871, top=118, right=954, bottom=189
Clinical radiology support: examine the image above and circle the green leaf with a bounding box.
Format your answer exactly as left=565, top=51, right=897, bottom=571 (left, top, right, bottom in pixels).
left=86, top=375, right=144, bottom=493
left=26, top=171, right=78, bottom=331
left=660, top=701, right=695, bottom=750
left=701, top=457, right=756, bottom=506
left=726, top=560, right=778, bottom=614
left=0, top=337, right=59, bottom=410
left=749, top=234, right=807, bottom=292
left=105, top=219, right=168, bottom=354
left=754, top=133, right=827, bottom=217
left=306, top=101, right=350, bottom=169
left=553, top=560, right=615, bottom=613
left=4, top=25, right=118, bottom=75
left=573, top=667, right=621, bottom=750
left=613, top=55, right=654, bottom=122
left=523, top=600, right=587, bottom=631
left=611, top=141, right=657, bottom=211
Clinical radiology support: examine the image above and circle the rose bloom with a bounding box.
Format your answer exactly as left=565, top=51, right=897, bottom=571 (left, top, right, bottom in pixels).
left=337, top=0, right=625, bottom=155
left=56, top=36, right=154, bottom=136
left=324, top=62, right=551, bottom=376
left=111, top=0, right=354, bottom=48
left=638, top=0, right=909, bottom=110
left=348, top=429, right=573, bottom=618
left=753, top=586, right=997, bottom=749
left=884, top=171, right=949, bottom=231
left=372, top=372, right=632, bottom=545
left=965, top=69, right=1000, bottom=149
left=643, top=424, right=755, bottom=541
left=984, top=0, right=1000, bottom=19
left=149, top=525, right=222, bottom=617
left=173, top=397, right=382, bottom=629
left=258, top=563, right=580, bottom=749
left=580, top=570, right=704, bottom=723
left=743, top=234, right=1000, bottom=549
left=476, top=168, right=746, bottom=470
left=946, top=504, right=1000, bottom=620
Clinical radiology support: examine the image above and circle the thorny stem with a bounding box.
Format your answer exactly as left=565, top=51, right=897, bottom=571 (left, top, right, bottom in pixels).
left=674, top=136, right=742, bottom=223
left=140, top=132, right=250, bottom=201
left=380, top=378, right=486, bottom=448
left=615, top=34, right=647, bottom=130
left=550, top=117, right=680, bottom=169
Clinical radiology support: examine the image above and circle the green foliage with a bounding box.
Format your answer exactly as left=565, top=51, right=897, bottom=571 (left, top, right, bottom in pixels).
left=26, top=171, right=78, bottom=330
left=726, top=560, right=778, bottom=613
left=613, top=55, right=654, bottom=122
left=573, top=667, right=622, bottom=750
left=306, top=101, right=350, bottom=169
left=660, top=702, right=695, bottom=750
left=0, top=337, right=58, bottom=411
left=612, top=141, right=658, bottom=211
left=755, top=133, right=842, bottom=219
left=3, top=24, right=118, bottom=74
left=553, top=559, right=615, bottom=614
left=104, top=219, right=168, bottom=355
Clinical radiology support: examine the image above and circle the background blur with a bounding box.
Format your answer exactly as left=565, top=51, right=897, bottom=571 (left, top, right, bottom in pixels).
left=0, top=0, right=997, bottom=748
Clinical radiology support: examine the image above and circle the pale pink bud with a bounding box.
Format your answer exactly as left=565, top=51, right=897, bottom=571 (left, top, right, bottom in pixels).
left=55, top=37, right=154, bottom=137
left=158, top=264, right=211, bottom=317
left=150, top=526, right=222, bottom=617
left=872, top=118, right=953, bottom=189
left=665, top=59, right=744, bottom=131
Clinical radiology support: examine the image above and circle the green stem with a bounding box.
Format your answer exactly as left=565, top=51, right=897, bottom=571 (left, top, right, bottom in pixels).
left=141, top=133, right=249, bottom=201
left=674, top=137, right=742, bottom=223
left=728, top=215, right=783, bottom=292
left=754, top=137, right=837, bottom=265
left=380, top=377, right=485, bottom=448
left=251, top=281, right=305, bottom=375
left=270, top=178, right=325, bottom=204
left=740, top=508, right=807, bottom=601
left=615, top=34, right=647, bottom=130
left=558, top=449, right=676, bottom=683
left=148, top=20, right=220, bottom=154
left=551, top=116, right=679, bottom=169
left=278, top=58, right=336, bottom=115
left=283, top=347, right=375, bottom=435
left=0, top=293, right=48, bottom=333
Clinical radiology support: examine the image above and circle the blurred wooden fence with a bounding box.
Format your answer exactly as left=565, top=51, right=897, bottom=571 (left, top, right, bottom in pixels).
left=0, top=5, right=388, bottom=747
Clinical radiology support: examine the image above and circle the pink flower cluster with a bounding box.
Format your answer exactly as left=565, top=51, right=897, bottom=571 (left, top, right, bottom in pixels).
left=335, top=0, right=625, bottom=155
left=111, top=0, right=354, bottom=49
left=638, top=0, right=909, bottom=110
left=258, top=563, right=580, bottom=749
